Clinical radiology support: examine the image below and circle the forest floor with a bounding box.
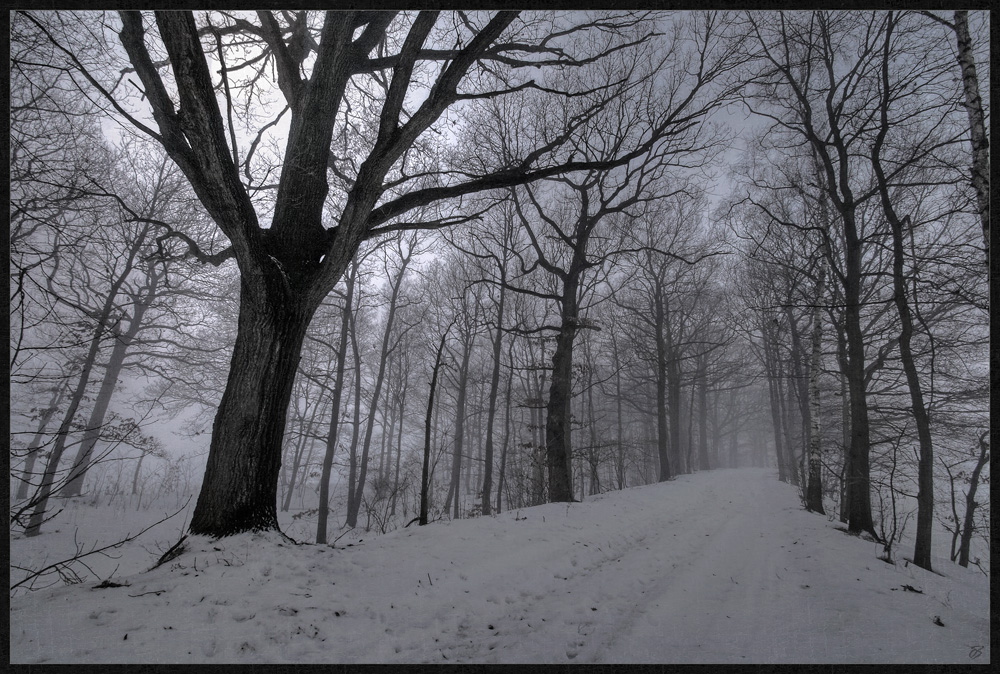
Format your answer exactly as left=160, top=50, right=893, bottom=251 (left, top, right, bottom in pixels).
left=9, top=467, right=990, bottom=664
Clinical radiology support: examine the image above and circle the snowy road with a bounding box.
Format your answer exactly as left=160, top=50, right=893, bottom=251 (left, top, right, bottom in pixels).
left=10, top=468, right=990, bottom=664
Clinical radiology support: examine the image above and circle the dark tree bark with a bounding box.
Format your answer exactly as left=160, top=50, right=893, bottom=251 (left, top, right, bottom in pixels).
left=696, top=354, right=711, bottom=472
left=654, top=290, right=674, bottom=481
left=481, top=263, right=508, bottom=516
left=189, top=288, right=317, bottom=535
left=805, top=265, right=826, bottom=514
left=344, top=292, right=364, bottom=528
left=958, top=433, right=988, bottom=567
left=495, top=339, right=515, bottom=514
left=544, top=275, right=581, bottom=502
left=762, top=320, right=788, bottom=483
left=746, top=10, right=877, bottom=536
left=870, top=17, right=935, bottom=568
left=18, top=8, right=737, bottom=537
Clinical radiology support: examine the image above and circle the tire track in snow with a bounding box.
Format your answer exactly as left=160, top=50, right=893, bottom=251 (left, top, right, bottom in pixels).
left=421, top=473, right=739, bottom=663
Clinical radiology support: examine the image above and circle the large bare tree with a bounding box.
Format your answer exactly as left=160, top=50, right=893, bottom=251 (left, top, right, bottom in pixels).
left=21, top=9, right=718, bottom=536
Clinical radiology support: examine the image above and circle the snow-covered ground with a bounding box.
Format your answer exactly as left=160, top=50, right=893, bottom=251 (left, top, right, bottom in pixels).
left=9, top=468, right=990, bottom=664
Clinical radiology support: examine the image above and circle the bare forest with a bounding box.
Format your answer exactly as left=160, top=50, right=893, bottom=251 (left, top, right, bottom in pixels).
left=8, top=10, right=991, bottom=663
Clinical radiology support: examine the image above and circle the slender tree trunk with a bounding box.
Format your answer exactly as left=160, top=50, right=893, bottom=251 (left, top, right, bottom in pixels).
left=131, top=451, right=145, bottom=496
left=378, top=390, right=391, bottom=487
left=421, top=326, right=450, bottom=526
left=281, top=424, right=308, bottom=512
left=763, top=323, right=787, bottom=482
left=16, top=382, right=67, bottom=501
left=952, top=11, right=990, bottom=264
left=25, top=229, right=149, bottom=537
left=447, top=334, right=473, bottom=518
left=282, top=384, right=325, bottom=512
left=806, top=267, right=827, bottom=514
left=531, top=364, right=547, bottom=505
left=584, top=354, right=599, bottom=495
left=697, top=355, right=711, bottom=472
left=654, top=294, right=672, bottom=481
left=65, top=274, right=158, bottom=498
left=346, top=254, right=409, bottom=527
left=958, top=433, right=989, bottom=567
left=389, top=377, right=406, bottom=519
left=784, top=305, right=810, bottom=486
left=613, top=338, right=626, bottom=489
left=481, top=279, right=506, bottom=515
left=495, top=351, right=513, bottom=515
left=827, top=317, right=851, bottom=524
left=667, top=358, right=682, bottom=477
left=711, top=389, right=722, bottom=468
left=870, top=32, right=936, bottom=563
left=345, top=304, right=364, bottom=527
left=779, top=357, right=800, bottom=488
left=685, top=385, right=696, bottom=473
left=316, top=264, right=355, bottom=544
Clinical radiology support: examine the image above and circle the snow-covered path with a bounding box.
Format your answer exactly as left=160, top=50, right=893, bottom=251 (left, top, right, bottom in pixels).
left=10, top=468, right=989, bottom=664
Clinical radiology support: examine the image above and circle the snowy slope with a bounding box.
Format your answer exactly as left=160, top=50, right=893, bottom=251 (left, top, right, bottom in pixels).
left=9, top=468, right=990, bottom=664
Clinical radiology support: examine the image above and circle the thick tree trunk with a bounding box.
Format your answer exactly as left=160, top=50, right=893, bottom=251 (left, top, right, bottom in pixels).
left=189, top=286, right=317, bottom=536
left=545, top=300, right=578, bottom=503
left=843, top=270, right=874, bottom=536
left=316, top=265, right=355, bottom=544
left=805, top=267, right=826, bottom=514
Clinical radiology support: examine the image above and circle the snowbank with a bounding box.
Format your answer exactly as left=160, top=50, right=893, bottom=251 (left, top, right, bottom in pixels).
left=9, top=468, right=989, bottom=663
